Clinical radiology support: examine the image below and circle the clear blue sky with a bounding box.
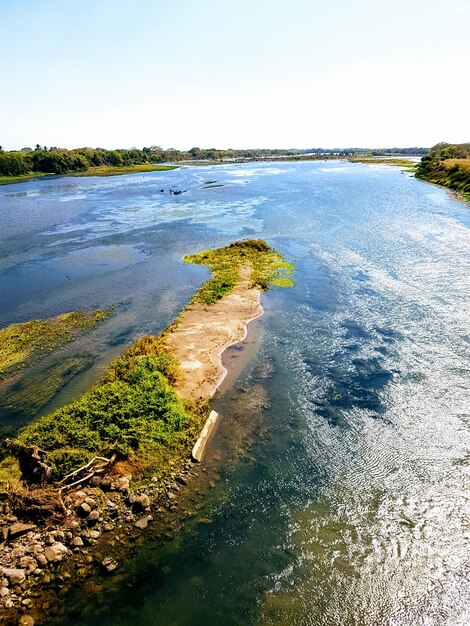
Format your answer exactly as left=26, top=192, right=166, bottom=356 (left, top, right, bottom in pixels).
left=1, top=0, right=469, bottom=150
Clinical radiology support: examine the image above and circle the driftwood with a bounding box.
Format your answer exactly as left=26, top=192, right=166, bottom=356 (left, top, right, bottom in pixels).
left=57, top=453, right=117, bottom=513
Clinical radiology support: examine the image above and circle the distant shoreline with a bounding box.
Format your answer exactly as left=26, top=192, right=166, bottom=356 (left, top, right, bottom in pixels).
left=0, top=164, right=177, bottom=186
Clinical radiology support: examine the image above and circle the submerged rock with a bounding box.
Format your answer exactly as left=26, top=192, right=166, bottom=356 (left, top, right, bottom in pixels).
left=101, top=557, right=118, bottom=573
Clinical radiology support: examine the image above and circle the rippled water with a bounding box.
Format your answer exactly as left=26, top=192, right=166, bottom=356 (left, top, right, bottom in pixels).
left=1, top=162, right=469, bottom=624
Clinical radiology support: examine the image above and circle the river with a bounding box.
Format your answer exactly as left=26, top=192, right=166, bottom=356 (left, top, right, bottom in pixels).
left=1, top=161, right=469, bottom=625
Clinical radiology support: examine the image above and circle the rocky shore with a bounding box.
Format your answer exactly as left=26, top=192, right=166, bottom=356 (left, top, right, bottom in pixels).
left=0, top=455, right=197, bottom=625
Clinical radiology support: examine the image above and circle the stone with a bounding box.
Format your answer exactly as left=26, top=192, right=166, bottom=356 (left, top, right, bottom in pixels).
left=87, top=510, right=100, bottom=524
left=101, top=557, right=118, bottom=573
left=11, top=546, right=26, bottom=559
left=8, top=523, right=36, bottom=539
left=137, top=494, right=151, bottom=509
left=35, top=553, right=47, bottom=567
left=21, top=598, right=33, bottom=607
left=77, top=502, right=91, bottom=518
left=3, top=568, right=26, bottom=585
left=1, top=577, right=9, bottom=587
left=18, top=616, right=35, bottom=626
left=134, top=515, right=152, bottom=530
left=52, top=530, right=65, bottom=541
left=84, top=497, right=96, bottom=507
left=43, top=543, right=68, bottom=563
left=113, top=476, right=131, bottom=492
left=88, top=530, right=100, bottom=540
left=72, top=537, right=84, bottom=547
left=100, top=476, right=112, bottom=489
left=5, top=598, right=14, bottom=608
left=0, top=587, right=9, bottom=598
left=18, top=557, right=37, bottom=574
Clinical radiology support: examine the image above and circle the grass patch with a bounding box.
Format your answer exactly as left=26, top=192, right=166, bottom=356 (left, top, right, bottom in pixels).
left=0, top=173, right=50, bottom=185
left=349, top=157, right=416, bottom=168
left=73, top=164, right=177, bottom=177
left=184, top=240, right=295, bottom=305
left=0, top=308, right=114, bottom=379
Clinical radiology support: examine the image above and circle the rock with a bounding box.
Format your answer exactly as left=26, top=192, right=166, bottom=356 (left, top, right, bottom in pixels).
left=134, top=515, right=152, bottom=530
left=43, top=542, right=68, bottom=563
left=103, top=523, right=114, bottom=532
left=52, top=530, right=65, bottom=541
left=18, top=616, right=35, bottom=626
left=87, top=510, right=100, bottom=525
left=100, top=476, right=112, bottom=489
left=5, top=598, right=14, bottom=608
left=84, top=497, right=96, bottom=507
left=101, top=557, right=118, bottom=573
left=88, top=530, right=100, bottom=540
left=0, top=587, right=9, bottom=598
left=19, top=557, right=37, bottom=574
left=11, top=546, right=26, bottom=559
left=72, top=537, right=84, bottom=547
left=77, top=502, right=91, bottom=518
left=8, top=523, right=36, bottom=539
left=35, top=553, right=47, bottom=567
left=2, top=577, right=9, bottom=587
left=3, top=568, right=26, bottom=585
left=137, top=494, right=151, bottom=509
left=167, top=492, right=177, bottom=501
left=113, top=476, right=131, bottom=492
left=21, top=598, right=33, bottom=607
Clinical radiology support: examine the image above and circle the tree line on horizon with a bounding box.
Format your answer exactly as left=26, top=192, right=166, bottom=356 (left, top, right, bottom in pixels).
left=0, top=144, right=428, bottom=178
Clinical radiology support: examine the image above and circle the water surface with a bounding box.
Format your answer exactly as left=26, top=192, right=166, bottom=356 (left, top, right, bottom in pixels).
left=1, top=162, right=469, bottom=625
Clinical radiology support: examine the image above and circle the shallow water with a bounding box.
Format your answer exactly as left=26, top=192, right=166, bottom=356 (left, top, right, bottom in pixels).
left=1, top=162, right=469, bottom=625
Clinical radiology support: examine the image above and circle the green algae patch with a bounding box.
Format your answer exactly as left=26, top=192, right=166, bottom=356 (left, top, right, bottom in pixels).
left=184, top=240, right=295, bottom=305
left=0, top=308, right=114, bottom=380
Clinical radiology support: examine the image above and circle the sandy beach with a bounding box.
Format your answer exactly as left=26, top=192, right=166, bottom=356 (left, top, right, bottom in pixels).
left=166, top=264, right=263, bottom=403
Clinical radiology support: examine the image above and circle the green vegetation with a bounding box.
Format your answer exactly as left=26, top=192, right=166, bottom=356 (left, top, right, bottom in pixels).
left=0, top=308, right=114, bottom=379
left=0, top=172, right=49, bottom=185
left=73, top=164, right=177, bottom=177
left=16, top=342, right=200, bottom=481
left=349, top=157, right=416, bottom=168
left=3, top=241, right=293, bottom=486
left=416, top=142, right=470, bottom=200
left=184, top=240, right=295, bottom=305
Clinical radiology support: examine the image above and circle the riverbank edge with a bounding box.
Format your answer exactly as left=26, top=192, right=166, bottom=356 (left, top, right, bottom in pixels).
left=0, top=165, right=177, bottom=186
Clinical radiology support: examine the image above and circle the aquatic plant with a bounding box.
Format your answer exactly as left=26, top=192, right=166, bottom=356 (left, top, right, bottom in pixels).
left=0, top=308, right=114, bottom=379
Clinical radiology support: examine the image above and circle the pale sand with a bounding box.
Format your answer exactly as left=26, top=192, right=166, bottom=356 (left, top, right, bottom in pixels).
left=166, top=265, right=263, bottom=403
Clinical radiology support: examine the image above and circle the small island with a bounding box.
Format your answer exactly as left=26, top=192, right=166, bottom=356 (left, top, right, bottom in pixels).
left=0, top=240, right=294, bottom=624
